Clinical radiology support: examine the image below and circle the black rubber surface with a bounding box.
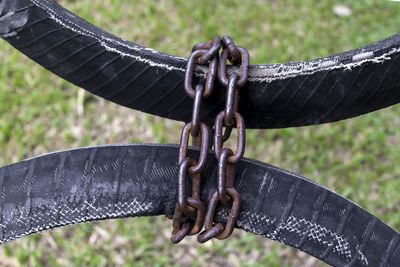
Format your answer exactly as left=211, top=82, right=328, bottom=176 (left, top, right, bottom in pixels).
left=1, top=0, right=400, bottom=129
left=0, top=144, right=398, bottom=266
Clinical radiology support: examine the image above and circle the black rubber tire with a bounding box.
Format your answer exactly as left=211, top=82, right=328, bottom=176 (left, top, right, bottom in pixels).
left=0, top=144, right=399, bottom=266
left=1, top=0, right=400, bottom=129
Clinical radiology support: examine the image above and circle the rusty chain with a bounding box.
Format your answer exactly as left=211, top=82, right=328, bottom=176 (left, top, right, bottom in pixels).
left=171, top=36, right=249, bottom=244
left=171, top=36, right=221, bottom=244
left=198, top=36, right=249, bottom=243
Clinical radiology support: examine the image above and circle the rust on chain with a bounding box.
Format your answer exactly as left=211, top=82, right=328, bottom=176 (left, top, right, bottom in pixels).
left=177, top=158, right=197, bottom=212
left=172, top=35, right=249, bottom=244
left=172, top=36, right=222, bottom=243
left=171, top=158, right=205, bottom=243
left=178, top=122, right=210, bottom=174
left=173, top=197, right=205, bottom=233
left=218, top=46, right=249, bottom=88
left=193, top=36, right=222, bottom=65
left=197, top=36, right=249, bottom=243
left=224, top=73, right=240, bottom=126
left=217, top=148, right=235, bottom=203
left=191, top=84, right=205, bottom=137
left=222, top=36, right=241, bottom=64
left=222, top=125, right=233, bottom=142
left=184, top=49, right=218, bottom=98
left=197, top=187, right=242, bottom=243
left=192, top=42, right=212, bottom=51
left=197, top=223, right=224, bottom=244
left=171, top=218, right=192, bottom=244
left=214, top=111, right=246, bottom=163
left=172, top=197, right=205, bottom=243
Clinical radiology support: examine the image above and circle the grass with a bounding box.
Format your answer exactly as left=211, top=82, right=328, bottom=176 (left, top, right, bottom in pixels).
left=0, top=0, right=400, bottom=266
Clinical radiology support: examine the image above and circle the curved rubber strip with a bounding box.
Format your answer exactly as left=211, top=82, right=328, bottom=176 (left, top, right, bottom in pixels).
left=0, top=144, right=398, bottom=266
left=0, top=0, right=400, bottom=129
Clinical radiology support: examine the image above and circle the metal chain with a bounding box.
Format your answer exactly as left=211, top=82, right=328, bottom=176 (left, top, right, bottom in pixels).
left=171, top=36, right=221, bottom=244
left=171, top=36, right=249, bottom=244
left=197, top=36, right=249, bottom=243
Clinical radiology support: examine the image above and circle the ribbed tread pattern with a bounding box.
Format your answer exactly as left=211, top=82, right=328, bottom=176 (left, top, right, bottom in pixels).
left=1, top=0, right=400, bottom=129
left=0, top=144, right=398, bottom=267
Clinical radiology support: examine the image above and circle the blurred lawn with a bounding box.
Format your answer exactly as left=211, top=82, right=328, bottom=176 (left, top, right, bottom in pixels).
left=0, top=0, right=400, bottom=266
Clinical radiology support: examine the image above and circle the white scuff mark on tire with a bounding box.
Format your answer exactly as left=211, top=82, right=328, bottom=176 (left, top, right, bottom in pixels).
left=29, top=0, right=400, bottom=85
left=352, top=51, right=374, bottom=61
left=248, top=47, right=400, bottom=83
left=31, top=0, right=186, bottom=72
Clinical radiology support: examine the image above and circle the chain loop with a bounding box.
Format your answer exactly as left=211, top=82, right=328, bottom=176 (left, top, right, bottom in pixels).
left=178, top=122, right=210, bottom=174
left=217, top=148, right=235, bottom=203
left=173, top=196, right=205, bottom=233
left=177, top=158, right=198, bottom=212
left=191, top=84, right=205, bottom=137
left=172, top=196, right=205, bottom=243
left=193, top=36, right=222, bottom=64
left=197, top=187, right=241, bottom=243
left=223, top=73, right=240, bottom=126
left=184, top=49, right=218, bottom=98
left=218, top=46, right=249, bottom=88
left=171, top=158, right=205, bottom=243
left=214, top=111, right=246, bottom=164
left=222, top=36, right=241, bottom=64
left=171, top=219, right=192, bottom=244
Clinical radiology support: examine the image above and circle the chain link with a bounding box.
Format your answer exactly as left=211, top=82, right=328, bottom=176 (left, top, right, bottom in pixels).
left=171, top=35, right=249, bottom=244
left=218, top=40, right=249, bottom=88
left=184, top=48, right=218, bottom=99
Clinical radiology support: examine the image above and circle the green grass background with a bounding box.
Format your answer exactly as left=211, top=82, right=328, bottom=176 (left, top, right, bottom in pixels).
left=0, top=0, right=400, bottom=266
